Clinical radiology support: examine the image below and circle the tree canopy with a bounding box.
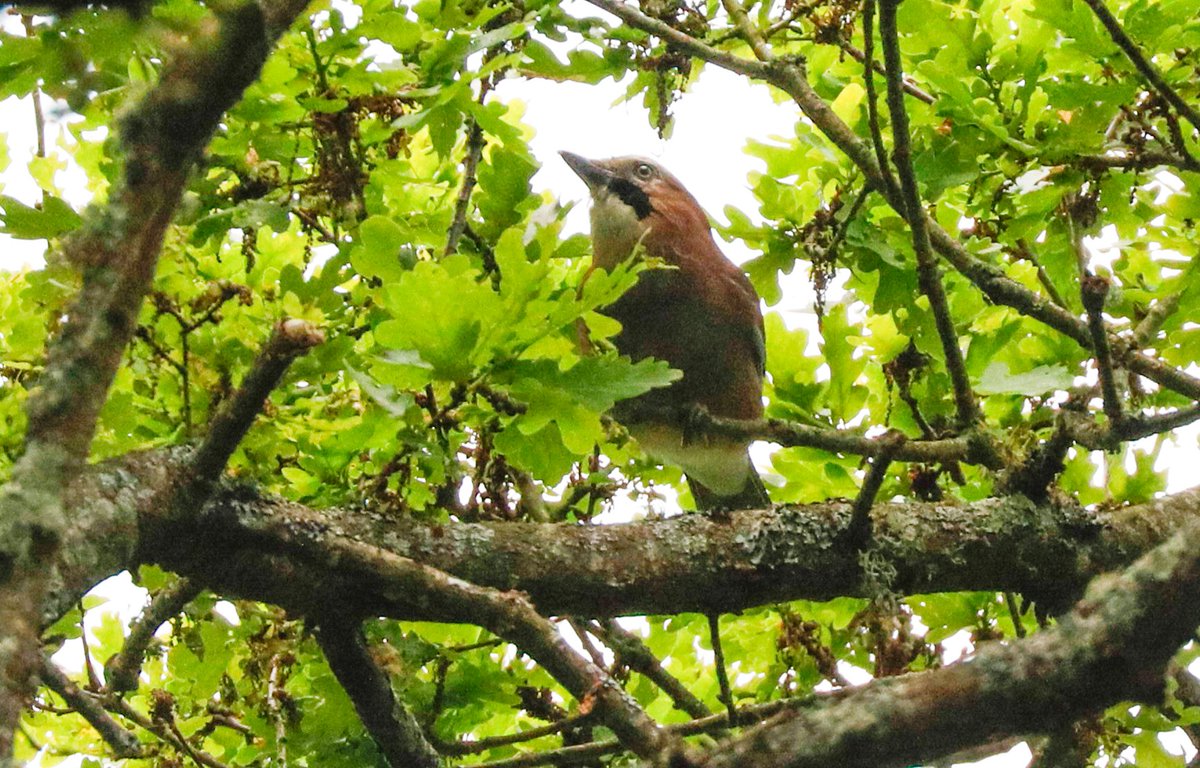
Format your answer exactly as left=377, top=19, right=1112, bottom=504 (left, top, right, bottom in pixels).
left=1, top=0, right=1200, bottom=765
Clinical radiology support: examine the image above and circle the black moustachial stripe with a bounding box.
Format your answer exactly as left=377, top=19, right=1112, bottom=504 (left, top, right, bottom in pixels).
left=608, top=177, right=653, bottom=219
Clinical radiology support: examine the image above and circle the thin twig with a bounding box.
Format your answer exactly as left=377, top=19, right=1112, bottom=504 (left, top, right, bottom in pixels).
left=1132, top=292, right=1182, bottom=347
left=105, top=578, right=203, bottom=693
left=39, top=658, right=142, bottom=759
left=720, top=0, right=771, bottom=61
left=471, top=695, right=827, bottom=768
left=879, top=0, right=978, bottom=428
left=861, top=0, right=900, bottom=200
left=847, top=430, right=904, bottom=547
left=440, top=712, right=597, bottom=755
left=78, top=608, right=102, bottom=691
left=1160, top=108, right=1200, bottom=168
left=592, top=620, right=713, bottom=721
left=21, top=15, right=47, bottom=205
left=191, top=319, right=324, bottom=484
left=446, top=56, right=498, bottom=258
left=1011, top=239, right=1070, bottom=310
left=839, top=38, right=935, bottom=105
left=203, top=707, right=254, bottom=737
left=1052, top=148, right=1200, bottom=172
left=312, top=615, right=440, bottom=768
left=135, top=327, right=188, bottom=378
left=1080, top=0, right=1200, bottom=132
left=106, top=695, right=232, bottom=768
left=707, top=614, right=738, bottom=726
left=567, top=619, right=609, bottom=669
left=1080, top=275, right=1123, bottom=427
left=446, top=119, right=486, bottom=256
left=827, top=185, right=872, bottom=260
left=266, top=654, right=289, bottom=767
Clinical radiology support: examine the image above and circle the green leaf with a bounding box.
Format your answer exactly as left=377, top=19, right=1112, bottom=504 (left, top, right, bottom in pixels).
left=347, top=363, right=416, bottom=417
left=494, top=420, right=577, bottom=478
left=375, top=255, right=505, bottom=380
left=299, top=96, right=350, bottom=113
left=977, top=361, right=1075, bottom=395
left=496, top=355, right=679, bottom=453
left=352, top=215, right=415, bottom=280
left=0, top=194, right=81, bottom=239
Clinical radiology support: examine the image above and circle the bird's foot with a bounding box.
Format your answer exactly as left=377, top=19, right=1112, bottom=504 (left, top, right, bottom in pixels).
left=679, top=404, right=713, bottom=447
left=700, top=504, right=736, bottom=523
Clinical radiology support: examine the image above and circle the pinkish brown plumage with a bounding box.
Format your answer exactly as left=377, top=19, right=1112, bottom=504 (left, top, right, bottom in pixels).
left=561, top=152, right=769, bottom=510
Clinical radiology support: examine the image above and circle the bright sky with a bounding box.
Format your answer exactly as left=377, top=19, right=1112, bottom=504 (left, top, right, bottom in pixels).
left=3, top=7, right=1199, bottom=767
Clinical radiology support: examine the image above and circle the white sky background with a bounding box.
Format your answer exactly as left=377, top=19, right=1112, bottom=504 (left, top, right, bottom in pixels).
left=2, top=6, right=1199, bottom=767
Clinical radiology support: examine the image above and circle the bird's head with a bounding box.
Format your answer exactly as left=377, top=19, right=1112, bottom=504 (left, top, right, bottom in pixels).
left=560, top=152, right=709, bottom=268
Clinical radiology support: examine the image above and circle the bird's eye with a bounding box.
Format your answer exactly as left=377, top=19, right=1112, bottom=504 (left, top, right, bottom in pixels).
left=634, top=163, right=655, bottom=180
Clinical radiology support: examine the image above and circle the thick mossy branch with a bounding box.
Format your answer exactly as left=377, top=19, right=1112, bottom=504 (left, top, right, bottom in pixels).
left=0, top=6, right=314, bottom=755
left=696, top=514, right=1200, bottom=768
left=47, top=449, right=1200, bottom=625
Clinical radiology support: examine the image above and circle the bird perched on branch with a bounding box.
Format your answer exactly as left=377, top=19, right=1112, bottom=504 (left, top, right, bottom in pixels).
left=561, top=151, right=770, bottom=511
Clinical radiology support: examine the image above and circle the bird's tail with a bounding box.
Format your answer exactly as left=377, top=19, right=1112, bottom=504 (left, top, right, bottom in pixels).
left=687, top=460, right=771, bottom=511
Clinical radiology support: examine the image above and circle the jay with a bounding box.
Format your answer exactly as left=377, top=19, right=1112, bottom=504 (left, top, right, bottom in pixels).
left=561, top=151, right=770, bottom=510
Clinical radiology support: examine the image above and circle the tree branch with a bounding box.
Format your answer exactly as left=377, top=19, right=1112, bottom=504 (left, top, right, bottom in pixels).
left=847, top=430, right=904, bottom=546
left=105, top=692, right=232, bottom=768
left=878, top=0, right=978, bottom=427
left=446, top=117, right=487, bottom=257
left=0, top=0, right=314, bottom=757
left=104, top=578, right=203, bottom=693
left=838, top=38, right=936, bottom=105
left=860, top=0, right=900, bottom=201
left=315, top=539, right=687, bottom=762
left=47, top=449, right=1200, bottom=626
left=696, top=510, right=1200, bottom=768
left=1055, top=149, right=1200, bottom=173
left=609, top=405, right=1003, bottom=468
left=471, top=696, right=818, bottom=768
left=38, top=658, right=142, bottom=760
left=1080, top=275, right=1124, bottom=427
left=190, top=319, right=324, bottom=484
left=1132, top=292, right=1182, bottom=347
left=719, top=0, right=772, bottom=62
left=1079, top=0, right=1200, bottom=133
left=1061, top=402, right=1200, bottom=452
left=593, top=619, right=713, bottom=721
left=707, top=614, right=737, bottom=725
left=311, top=615, right=441, bottom=768
left=440, top=711, right=597, bottom=755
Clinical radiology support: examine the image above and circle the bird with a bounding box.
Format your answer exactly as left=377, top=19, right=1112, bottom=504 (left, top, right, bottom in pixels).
left=560, top=151, right=770, bottom=511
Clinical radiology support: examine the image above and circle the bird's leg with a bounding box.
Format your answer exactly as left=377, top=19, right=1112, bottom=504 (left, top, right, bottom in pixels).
left=686, top=476, right=736, bottom=520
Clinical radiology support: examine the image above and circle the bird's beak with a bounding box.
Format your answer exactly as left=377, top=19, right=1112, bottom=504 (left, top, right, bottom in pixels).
left=559, top=151, right=613, bottom=192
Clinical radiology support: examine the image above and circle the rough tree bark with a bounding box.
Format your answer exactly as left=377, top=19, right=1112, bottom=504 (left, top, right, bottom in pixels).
left=46, top=447, right=1200, bottom=624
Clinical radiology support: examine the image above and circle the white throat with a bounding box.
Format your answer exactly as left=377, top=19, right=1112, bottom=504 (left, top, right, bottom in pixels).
left=589, top=189, right=646, bottom=270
